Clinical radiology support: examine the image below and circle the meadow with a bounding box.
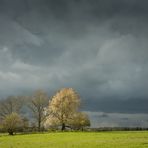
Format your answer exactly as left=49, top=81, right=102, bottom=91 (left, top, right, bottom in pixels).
left=0, top=131, right=148, bottom=148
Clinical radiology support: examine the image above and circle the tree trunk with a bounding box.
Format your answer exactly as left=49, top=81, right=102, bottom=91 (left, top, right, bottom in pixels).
left=38, top=119, right=41, bottom=132
left=8, top=129, right=14, bottom=135
left=61, top=123, right=65, bottom=131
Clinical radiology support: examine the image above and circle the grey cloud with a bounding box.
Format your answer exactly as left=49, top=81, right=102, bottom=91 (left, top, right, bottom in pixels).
left=0, top=0, right=148, bottom=117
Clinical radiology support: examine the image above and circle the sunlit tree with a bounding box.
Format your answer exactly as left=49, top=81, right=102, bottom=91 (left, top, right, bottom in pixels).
left=47, top=88, right=80, bottom=131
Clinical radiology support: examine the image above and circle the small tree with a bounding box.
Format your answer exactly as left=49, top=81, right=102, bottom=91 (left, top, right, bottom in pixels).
left=69, top=112, right=90, bottom=131
left=29, top=90, right=49, bottom=131
left=2, top=113, right=23, bottom=135
left=47, top=88, right=80, bottom=131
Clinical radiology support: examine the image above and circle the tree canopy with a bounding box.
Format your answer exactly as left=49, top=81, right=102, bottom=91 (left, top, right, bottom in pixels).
left=44, top=88, right=90, bottom=130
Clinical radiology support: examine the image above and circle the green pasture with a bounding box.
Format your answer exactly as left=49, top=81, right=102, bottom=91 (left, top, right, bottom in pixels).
left=0, top=131, right=148, bottom=148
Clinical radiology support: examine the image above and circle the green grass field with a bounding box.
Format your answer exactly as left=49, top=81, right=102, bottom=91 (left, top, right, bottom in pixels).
left=0, top=131, right=148, bottom=148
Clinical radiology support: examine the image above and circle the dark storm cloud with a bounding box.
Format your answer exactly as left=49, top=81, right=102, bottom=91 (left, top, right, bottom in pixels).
left=84, top=98, right=148, bottom=113
left=0, top=0, right=148, bottom=118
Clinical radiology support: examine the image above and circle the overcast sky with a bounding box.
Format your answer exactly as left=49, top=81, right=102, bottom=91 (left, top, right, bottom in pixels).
left=0, top=0, right=148, bottom=127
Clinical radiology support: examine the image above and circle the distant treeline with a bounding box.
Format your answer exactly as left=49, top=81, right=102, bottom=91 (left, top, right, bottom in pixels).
left=88, top=127, right=148, bottom=132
